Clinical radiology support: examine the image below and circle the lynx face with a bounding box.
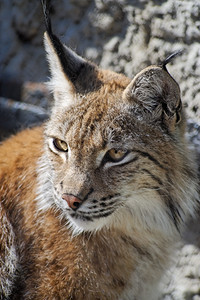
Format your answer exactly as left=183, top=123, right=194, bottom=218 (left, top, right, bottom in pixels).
left=36, top=28, right=198, bottom=236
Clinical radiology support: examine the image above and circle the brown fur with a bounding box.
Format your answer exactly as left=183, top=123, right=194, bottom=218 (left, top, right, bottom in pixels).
left=0, top=126, right=170, bottom=299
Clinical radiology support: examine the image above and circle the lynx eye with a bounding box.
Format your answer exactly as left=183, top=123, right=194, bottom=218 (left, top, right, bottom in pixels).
left=53, top=138, right=68, bottom=152
left=107, top=148, right=128, bottom=162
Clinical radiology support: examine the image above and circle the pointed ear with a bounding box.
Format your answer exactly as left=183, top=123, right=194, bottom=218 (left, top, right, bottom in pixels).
left=123, top=65, right=182, bottom=130
left=44, top=32, right=84, bottom=106
left=41, top=0, right=99, bottom=108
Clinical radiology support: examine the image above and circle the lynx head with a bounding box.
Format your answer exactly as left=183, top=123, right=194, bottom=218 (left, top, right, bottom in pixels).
left=38, top=0, right=198, bottom=236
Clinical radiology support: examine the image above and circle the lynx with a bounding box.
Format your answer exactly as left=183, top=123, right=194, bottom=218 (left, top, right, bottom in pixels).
left=0, top=1, right=199, bottom=299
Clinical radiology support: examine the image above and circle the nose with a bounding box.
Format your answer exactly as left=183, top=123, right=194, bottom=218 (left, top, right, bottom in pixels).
left=62, top=194, right=82, bottom=211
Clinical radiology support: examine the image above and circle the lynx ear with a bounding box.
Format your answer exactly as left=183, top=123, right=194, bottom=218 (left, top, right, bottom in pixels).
left=41, top=0, right=98, bottom=107
left=123, top=55, right=182, bottom=130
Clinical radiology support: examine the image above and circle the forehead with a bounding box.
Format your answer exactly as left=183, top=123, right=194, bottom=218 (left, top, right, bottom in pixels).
left=63, top=99, right=150, bottom=152
left=64, top=92, right=127, bottom=146
left=46, top=70, right=164, bottom=150
left=47, top=89, right=165, bottom=156
left=59, top=73, right=130, bottom=130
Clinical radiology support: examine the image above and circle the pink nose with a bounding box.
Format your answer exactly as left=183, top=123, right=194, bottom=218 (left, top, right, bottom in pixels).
left=62, top=194, right=82, bottom=210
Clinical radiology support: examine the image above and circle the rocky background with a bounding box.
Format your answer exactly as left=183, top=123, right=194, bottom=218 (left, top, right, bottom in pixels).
left=0, top=0, right=200, bottom=299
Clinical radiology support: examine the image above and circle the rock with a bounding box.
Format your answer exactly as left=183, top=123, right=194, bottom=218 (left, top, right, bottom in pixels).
left=12, top=0, right=42, bottom=42
left=21, top=82, right=50, bottom=110
left=161, top=244, right=200, bottom=300
left=0, top=97, right=48, bottom=139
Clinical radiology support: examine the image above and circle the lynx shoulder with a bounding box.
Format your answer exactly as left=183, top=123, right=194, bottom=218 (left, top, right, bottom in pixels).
left=0, top=1, right=199, bottom=299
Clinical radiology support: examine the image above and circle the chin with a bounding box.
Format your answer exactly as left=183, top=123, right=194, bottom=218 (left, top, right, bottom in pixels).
left=66, top=213, right=113, bottom=236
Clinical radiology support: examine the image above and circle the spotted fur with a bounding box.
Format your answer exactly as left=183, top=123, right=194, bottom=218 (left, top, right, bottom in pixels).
left=0, top=2, right=199, bottom=299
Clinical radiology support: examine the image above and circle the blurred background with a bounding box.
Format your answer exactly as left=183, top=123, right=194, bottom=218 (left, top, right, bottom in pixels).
left=0, top=0, right=200, bottom=299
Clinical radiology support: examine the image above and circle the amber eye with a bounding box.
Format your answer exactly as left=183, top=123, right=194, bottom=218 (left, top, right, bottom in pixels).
left=53, top=138, right=68, bottom=152
left=107, top=148, right=128, bottom=162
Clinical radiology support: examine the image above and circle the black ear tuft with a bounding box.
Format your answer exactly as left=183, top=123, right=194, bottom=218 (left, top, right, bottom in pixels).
left=161, top=50, right=184, bottom=72
left=41, top=0, right=53, bottom=37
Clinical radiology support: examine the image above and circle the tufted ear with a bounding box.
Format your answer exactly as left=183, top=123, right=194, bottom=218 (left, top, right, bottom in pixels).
left=41, top=0, right=99, bottom=108
left=123, top=52, right=183, bottom=130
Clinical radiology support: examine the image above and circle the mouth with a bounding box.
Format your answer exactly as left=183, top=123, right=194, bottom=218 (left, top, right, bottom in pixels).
left=69, top=207, right=115, bottom=222
left=66, top=207, right=116, bottom=234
